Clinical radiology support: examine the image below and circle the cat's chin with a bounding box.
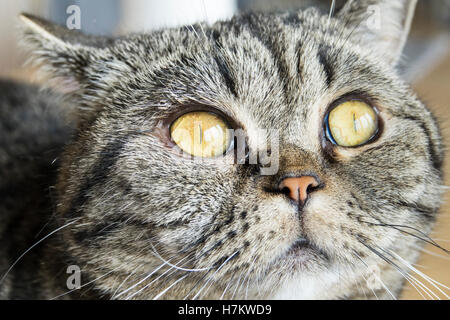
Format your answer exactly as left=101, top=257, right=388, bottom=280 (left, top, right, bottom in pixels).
left=264, top=244, right=341, bottom=300
left=269, top=269, right=342, bottom=300
left=281, top=240, right=328, bottom=271
left=256, top=237, right=331, bottom=293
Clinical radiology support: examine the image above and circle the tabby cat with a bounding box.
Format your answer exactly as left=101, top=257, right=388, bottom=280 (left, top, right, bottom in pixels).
left=0, top=0, right=446, bottom=300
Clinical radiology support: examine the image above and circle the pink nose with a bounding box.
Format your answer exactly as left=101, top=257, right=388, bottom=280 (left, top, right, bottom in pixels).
left=279, top=176, right=320, bottom=206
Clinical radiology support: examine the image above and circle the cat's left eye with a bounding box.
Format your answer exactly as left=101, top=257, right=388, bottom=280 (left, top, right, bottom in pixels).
left=170, top=111, right=232, bottom=158
left=325, top=100, right=379, bottom=147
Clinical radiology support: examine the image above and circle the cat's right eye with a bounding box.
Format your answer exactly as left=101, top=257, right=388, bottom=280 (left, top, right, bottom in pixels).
left=325, top=100, right=379, bottom=147
left=170, top=111, right=232, bottom=158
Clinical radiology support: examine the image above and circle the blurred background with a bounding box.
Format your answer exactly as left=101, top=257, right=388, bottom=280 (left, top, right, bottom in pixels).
left=0, top=0, right=449, bottom=300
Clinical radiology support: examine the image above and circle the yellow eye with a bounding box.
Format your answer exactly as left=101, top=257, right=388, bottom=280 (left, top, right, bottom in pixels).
left=170, top=111, right=232, bottom=158
left=327, top=100, right=378, bottom=147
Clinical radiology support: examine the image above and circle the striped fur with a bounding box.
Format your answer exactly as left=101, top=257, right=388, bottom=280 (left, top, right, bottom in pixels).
left=0, top=1, right=444, bottom=299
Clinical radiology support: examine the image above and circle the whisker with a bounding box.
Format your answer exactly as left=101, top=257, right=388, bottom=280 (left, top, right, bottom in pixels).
left=242, top=256, right=258, bottom=300
left=51, top=265, right=122, bottom=300
left=373, top=245, right=442, bottom=300
left=230, top=271, right=245, bottom=300
left=191, top=251, right=239, bottom=300
left=409, top=242, right=450, bottom=261
left=360, top=272, right=379, bottom=300
left=0, top=218, right=80, bottom=285
left=355, top=277, right=368, bottom=299
left=111, top=264, right=143, bottom=299
left=335, top=2, right=372, bottom=59
left=183, top=268, right=215, bottom=300
left=406, top=271, right=439, bottom=300
left=389, top=250, right=450, bottom=298
left=125, top=263, right=181, bottom=300
left=431, top=238, right=450, bottom=243
left=358, top=241, right=436, bottom=299
left=186, top=24, right=200, bottom=40
left=219, top=271, right=237, bottom=300
left=114, top=262, right=167, bottom=299
left=377, top=277, right=396, bottom=299
left=150, top=243, right=212, bottom=272
left=200, top=0, right=211, bottom=35
left=353, top=252, right=396, bottom=300
left=153, top=274, right=189, bottom=300
left=368, top=222, right=449, bottom=254
left=138, top=253, right=202, bottom=300
left=326, top=0, right=337, bottom=40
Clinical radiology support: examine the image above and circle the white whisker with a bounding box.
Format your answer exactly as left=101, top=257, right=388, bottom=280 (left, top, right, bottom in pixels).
left=0, top=218, right=80, bottom=285
left=375, top=247, right=440, bottom=300
left=150, top=243, right=211, bottom=272
left=153, top=274, right=189, bottom=300
left=326, top=0, right=336, bottom=33
left=354, top=251, right=395, bottom=299
left=124, top=254, right=195, bottom=300
left=51, top=265, right=122, bottom=300
left=406, top=272, right=438, bottom=300
left=360, top=273, right=379, bottom=300
left=390, top=251, right=449, bottom=299
left=111, top=264, right=142, bottom=299
left=219, top=272, right=237, bottom=300
left=191, top=251, right=239, bottom=300
left=230, top=271, right=244, bottom=300
left=114, top=262, right=167, bottom=299
left=125, top=265, right=176, bottom=300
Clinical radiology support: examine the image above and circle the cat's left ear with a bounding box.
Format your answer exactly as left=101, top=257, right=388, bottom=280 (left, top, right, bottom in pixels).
left=337, top=0, right=417, bottom=66
left=20, top=13, right=115, bottom=94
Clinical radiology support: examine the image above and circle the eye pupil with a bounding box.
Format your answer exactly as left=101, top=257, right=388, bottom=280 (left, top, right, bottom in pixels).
left=327, top=100, right=378, bottom=147
left=197, top=124, right=202, bottom=144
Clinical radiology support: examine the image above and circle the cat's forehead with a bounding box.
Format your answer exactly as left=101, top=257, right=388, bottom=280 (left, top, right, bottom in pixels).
left=105, top=8, right=435, bottom=160
left=114, top=10, right=394, bottom=131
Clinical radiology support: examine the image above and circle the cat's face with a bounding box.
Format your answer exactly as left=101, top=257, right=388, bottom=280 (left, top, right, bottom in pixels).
left=22, top=0, right=443, bottom=299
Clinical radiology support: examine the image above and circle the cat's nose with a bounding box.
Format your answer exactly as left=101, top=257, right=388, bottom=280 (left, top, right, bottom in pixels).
left=279, top=176, right=321, bottom=207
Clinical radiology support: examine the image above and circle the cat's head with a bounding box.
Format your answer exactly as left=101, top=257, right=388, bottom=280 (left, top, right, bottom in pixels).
left=22, top=0, right=444, bottom=299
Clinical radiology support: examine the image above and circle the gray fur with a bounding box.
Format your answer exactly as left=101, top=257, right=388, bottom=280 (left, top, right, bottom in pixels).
left=0, top=0, right=444, bottom=299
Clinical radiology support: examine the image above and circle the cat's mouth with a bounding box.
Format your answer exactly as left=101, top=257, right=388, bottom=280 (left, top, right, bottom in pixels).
left=283, top=237, right=329, bottom=264
left=288, top=238, right=310, bottom=252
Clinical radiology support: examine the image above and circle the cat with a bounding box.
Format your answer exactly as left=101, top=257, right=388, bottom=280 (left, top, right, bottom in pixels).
left=0, top=0, right=446, bottom=300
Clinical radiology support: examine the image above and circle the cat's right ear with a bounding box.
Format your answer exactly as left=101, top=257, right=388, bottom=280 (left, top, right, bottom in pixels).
left=19, top=13, right=114, bottom=94
left=336, top=0, right=417, bottom=66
